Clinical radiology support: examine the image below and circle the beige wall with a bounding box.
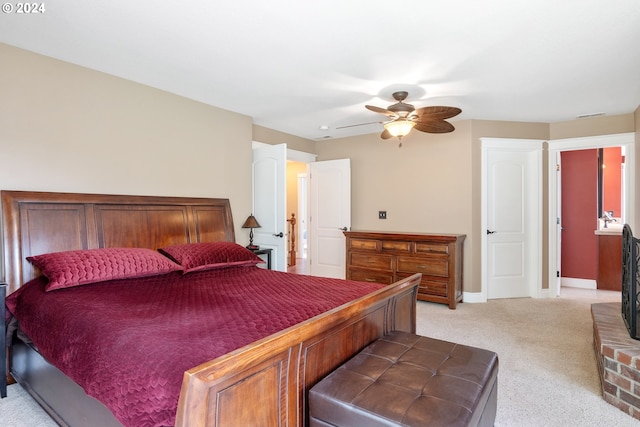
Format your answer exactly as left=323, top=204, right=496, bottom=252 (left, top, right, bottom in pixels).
left=0, top=43, right=255, bottom=281
left=2, top=43, right=638, bottom=296
left=252, top=125, right=316, bottom=153
left=317, top=116, right=638, bottom=295
left=550, top=114, right=635, bottom=139
left=316, top=120, right=550, bottom=295
left=315, top=121, right=475, bottom=288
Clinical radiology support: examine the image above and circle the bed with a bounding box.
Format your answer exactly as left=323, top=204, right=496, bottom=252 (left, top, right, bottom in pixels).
left=2, top=190, right=421, bottom=427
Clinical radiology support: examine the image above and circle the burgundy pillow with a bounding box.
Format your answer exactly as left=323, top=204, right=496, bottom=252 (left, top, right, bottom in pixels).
left=158, top=241, right=264, bottom=273
left=27, top=247, right=184, bottom=292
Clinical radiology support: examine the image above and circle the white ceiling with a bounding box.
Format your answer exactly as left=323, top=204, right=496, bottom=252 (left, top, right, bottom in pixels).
left=1, top=0, right=639, bottom=140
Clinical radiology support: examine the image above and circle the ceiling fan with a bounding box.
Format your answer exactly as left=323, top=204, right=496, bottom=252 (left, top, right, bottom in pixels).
left=340, top=91, right=461, bottom=147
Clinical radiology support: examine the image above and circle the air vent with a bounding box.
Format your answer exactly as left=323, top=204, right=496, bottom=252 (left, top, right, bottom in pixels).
left=576, top=112, right=605, bottom=119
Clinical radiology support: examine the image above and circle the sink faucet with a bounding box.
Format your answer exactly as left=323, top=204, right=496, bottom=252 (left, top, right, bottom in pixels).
left=601, top=211, right=616, bottom=228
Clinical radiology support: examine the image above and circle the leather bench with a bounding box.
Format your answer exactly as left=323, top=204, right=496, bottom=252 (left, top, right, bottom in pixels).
left=309, top=331, right=498, bottom=427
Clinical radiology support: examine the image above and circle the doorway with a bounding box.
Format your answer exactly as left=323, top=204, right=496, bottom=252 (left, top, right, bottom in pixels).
left=548, top=133, right=636, bottom=297
left=297, top=173, right=308, bottom=260
left=286, top=160, right=309, bottom=272
left=252, top=142, right=316, bottom=272
left=559, top=149, right=600, bottom=289
left=253, top=143, right=352, bottom=278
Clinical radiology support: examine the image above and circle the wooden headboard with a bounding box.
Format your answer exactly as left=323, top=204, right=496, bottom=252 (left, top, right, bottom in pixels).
left=1, top=190, right=235, bottom=294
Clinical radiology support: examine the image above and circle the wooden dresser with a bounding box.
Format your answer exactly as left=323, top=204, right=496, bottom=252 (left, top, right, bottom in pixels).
left=344, top=231, right=465, bottom=309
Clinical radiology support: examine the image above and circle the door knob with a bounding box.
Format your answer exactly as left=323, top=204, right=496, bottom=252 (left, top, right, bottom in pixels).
left=273, top=232, right=284, bottom=238
left=339, top=227, right=348, bottom=231
left=487, top=229, right=496, bottom=235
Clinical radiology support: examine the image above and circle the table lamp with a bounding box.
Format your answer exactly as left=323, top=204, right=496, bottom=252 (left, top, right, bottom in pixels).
left=242, top=214, right=261, bottom=250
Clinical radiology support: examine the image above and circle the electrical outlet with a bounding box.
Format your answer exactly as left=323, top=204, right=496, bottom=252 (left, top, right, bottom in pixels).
left=378, top=211, right=387, bottom=219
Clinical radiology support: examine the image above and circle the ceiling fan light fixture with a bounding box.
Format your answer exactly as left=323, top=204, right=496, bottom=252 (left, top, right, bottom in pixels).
left=384, top=119, right=416, bottom=138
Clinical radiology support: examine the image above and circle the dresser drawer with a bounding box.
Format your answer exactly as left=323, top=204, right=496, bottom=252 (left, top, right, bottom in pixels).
left=349, top=238, right=379, bottom=251
left=415, top=242, right=449, bottom=255
left=381, top=240, right=412, bottom=253
left=397, top=273, right=448, bottom=297
left=419, top=278, right=449, bottom=297
left=349, top=268, right=395, bottom=285
left=397, top=256, right=448, bottom=277
left=350, top=253, right=393, bottom=270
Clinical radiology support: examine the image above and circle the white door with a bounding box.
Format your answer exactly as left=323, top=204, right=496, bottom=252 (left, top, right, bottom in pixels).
left=482, top=139, right=542, bottom=299
left=252, top=144, right=287, bottom=271
left=309, top=159, right=351, bottom=278
left=554, top=152, right=563, bottom=296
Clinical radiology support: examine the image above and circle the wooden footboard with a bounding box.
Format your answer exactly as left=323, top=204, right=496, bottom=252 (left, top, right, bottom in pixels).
left=176, top=273, right=420, bottom=427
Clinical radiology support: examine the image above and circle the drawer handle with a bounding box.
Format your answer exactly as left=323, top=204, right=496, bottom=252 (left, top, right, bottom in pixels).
left=418, top=265, right=429, bottom=269
left=367, top=260, right=377, bottom=263
left=365, top=278, right=377, bottom=282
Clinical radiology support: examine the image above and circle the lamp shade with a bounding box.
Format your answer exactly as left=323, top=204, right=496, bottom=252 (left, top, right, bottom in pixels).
left=242, top=214, right=261, bottom=229
left=384, top=119, right=416, bottom=138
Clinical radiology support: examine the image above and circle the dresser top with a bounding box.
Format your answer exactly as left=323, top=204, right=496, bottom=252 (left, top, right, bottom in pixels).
left=344, top=230, right=466, bottom=243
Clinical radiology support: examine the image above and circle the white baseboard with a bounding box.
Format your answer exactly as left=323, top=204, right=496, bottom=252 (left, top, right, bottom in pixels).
left=561, top=277, right=597, bottom=290
left=463, top=287, right=557, bottom=303
left=462, top=292, right=486, bottom=303
left=537, top=288, right=553, bottom=298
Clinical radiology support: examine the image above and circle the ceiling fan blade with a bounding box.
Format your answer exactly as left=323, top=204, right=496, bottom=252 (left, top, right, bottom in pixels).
left=415, top=106, right=462, bottom=120
left=366, top=105, right=397, bottom=118
left=414, top=120, right=455, bottom=134
left=380, top=129, right=393, bottom=139
left=365, top=105, right=389, bottom=114
left=336, top=121, right=381, bottom=130
left=363, top=93, right=460, bottom=140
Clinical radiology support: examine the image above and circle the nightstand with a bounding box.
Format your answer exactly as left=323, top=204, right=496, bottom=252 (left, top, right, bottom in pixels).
left=250, top=248, right=273, bottom=270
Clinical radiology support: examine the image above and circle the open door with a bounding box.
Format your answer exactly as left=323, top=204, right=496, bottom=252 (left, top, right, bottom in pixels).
left=252, top=144, right=287, bottom=271
left=309, top=159, right=351, bottom=278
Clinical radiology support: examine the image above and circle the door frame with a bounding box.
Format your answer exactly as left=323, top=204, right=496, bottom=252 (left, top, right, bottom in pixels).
left=481, top=138, right=544, bottom=301
left=547, top=132, right=635, bottom=297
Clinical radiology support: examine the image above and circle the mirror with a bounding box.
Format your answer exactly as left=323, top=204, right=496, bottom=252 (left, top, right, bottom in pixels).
left=597, top=146, right=624, bottom=222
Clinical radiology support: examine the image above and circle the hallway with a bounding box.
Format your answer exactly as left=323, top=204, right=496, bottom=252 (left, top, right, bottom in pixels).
left=287, top=258, right=309, bottom=275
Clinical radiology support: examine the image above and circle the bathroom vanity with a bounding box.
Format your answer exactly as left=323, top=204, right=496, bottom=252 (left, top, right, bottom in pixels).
left=595, top=222, right=623, bottom=291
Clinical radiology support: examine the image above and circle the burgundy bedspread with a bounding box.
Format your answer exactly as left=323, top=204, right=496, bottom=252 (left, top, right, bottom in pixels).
left=5, top=266, right=384, bottom=427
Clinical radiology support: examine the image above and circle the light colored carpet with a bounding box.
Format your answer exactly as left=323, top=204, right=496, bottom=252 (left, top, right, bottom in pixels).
left=417, top=287, right=640, bottom=427
left=1, top=287, right=638, bottom=426
left=0, top=383, right=57, bottom=427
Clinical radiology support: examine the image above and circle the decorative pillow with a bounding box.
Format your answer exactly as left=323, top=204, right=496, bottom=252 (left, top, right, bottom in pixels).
left=27, top=247, right=184, bottom=292
left=158, top=241, right=264, bottom=273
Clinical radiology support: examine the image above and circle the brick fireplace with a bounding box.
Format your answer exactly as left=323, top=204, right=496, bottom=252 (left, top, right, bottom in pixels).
left=592, top=302, right=640, bottom=420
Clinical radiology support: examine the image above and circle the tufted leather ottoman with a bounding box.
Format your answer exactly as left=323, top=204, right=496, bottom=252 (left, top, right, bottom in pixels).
left=309, top=331, right=498, bottom=427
